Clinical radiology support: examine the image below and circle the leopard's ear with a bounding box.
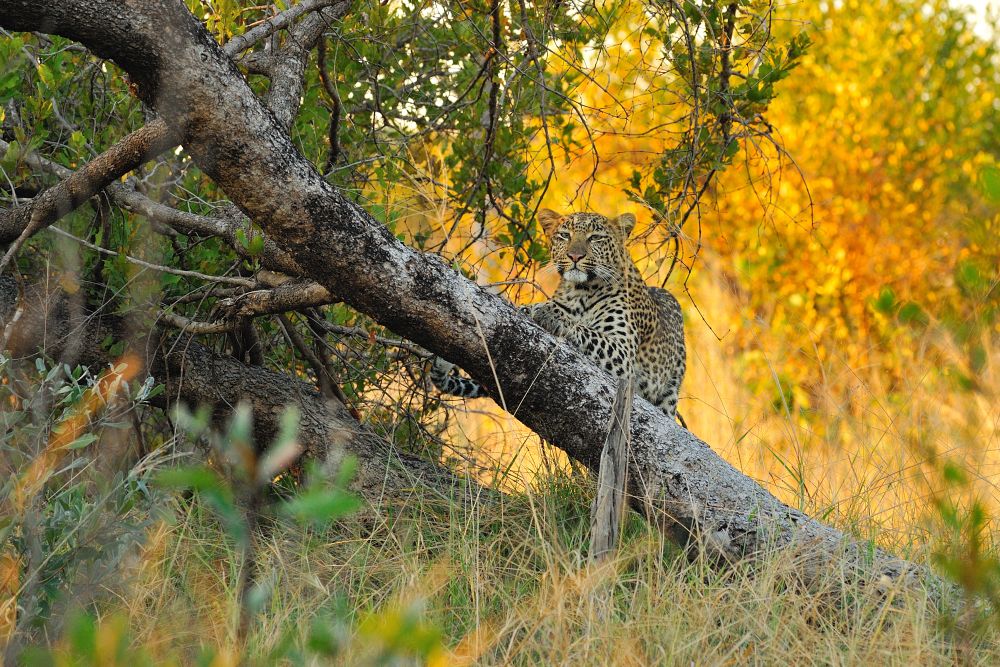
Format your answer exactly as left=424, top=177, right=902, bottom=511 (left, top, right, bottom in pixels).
left=537, top=208, right=564, bottom=237
left=615, top=213, right=637, bottom=238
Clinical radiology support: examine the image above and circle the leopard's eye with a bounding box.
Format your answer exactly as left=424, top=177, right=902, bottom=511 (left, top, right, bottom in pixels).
left=587, top=232, right=610, bottom=241
left=553, top=231, right=570, bottom=242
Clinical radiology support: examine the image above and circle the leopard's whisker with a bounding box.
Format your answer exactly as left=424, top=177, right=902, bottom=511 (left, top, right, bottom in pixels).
left=537, top=262, right=561, bottom=276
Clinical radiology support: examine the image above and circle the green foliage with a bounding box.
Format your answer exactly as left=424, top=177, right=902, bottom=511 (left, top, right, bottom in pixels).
left=981, top=166, right=1000, bottom=203
left=21, top=468, right=990, bottom=664
left=280, top=467, right=363, bottom=528
left=292, top=0, right=610, bottom=268
left=932, top=460, right=1000, bottom=636
left=630, top=3, right=811, bottom=214
left=156, top=465, right=247, bottom=544
left=235, top=226, right=265, bottom=258
left=3, top=0, right=999, bottom=662
left=356, top=600, right=443, bottom=664
left=160, top=402, right=363, bottom=537
left=0, top=355, right=160, bottom=645
left=20, top=613, right=160, bottom=667
left=898, top=301, right=930, bottom=328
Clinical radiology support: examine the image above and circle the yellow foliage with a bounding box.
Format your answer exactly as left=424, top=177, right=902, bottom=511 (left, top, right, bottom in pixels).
left=410, top=0, right=1000, bottom=533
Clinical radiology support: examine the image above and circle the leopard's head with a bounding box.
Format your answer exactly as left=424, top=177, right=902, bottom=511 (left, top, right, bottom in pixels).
left=538, top=209, right=636, bottom=286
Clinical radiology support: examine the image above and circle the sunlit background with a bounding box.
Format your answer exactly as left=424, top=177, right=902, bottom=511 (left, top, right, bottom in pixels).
left=423, top=0, right=1000, bottom=554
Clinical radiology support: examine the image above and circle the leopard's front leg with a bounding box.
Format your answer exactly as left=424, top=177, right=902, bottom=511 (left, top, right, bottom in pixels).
left=521, top=301, right=570, bottom=337
left=524, top=301, right=637, bottom=380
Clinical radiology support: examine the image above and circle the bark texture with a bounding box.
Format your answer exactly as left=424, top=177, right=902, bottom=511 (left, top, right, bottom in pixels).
left=0, top=0, right=931, bottom=588
left=0, top=122, right=177, bottom=244
left=588, top=379, right=632, bottom=563
left=0, top=275, right=474, bottom=502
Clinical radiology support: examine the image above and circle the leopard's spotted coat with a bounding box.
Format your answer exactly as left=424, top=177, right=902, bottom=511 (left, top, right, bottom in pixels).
left=432, top=209, right=686, bottom=419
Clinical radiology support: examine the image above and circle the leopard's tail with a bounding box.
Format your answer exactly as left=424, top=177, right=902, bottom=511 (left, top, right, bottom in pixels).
left=430, top=357, right=488, bottom=398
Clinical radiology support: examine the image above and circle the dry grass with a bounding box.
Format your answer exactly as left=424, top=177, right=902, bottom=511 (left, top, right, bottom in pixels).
left=108, top=472, right=995, bottom=665
left=442, top=261, right=999, bottom=536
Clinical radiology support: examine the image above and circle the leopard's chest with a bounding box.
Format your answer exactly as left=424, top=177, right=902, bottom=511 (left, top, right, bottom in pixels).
left=561, top=293, right=629, bottom=323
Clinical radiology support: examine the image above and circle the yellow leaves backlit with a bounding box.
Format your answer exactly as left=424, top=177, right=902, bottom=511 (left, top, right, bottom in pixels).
left=384, top=0, right=998, bottom=510
left=187, top=0, right=249, bottom=42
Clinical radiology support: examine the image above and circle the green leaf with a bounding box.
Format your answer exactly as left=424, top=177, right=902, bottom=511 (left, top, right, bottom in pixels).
left=256, top=407, right=303, bottom=484
left=955, top=260, right=983, bottom=295
left=70, top=128, right=85, bottom=144
left=63, top=433, right=98, bottom=450
left=36, top=63, right=54, bottom=89
left=1, top=139, right=19, bottom=167
left=171, top=403, right=212, bottom=436
left=334, top=454, right=358, bottom=489
left=0, top=72, right=20, bottom=95
left=155, top=466, right=228, bottom=496
left=980, top=165, right=1000, bottom=203
left=227, top=402, right=254, bottom=447
left=956, top=372, right=976, bottom=392
left=898, top=302, right=929, bottom=327
left=307, top=616, right=343, bottom=656
left=156, top=465, right=246, bottom=543
left=247, top=234, right=265, bottom=256
left=66, top=612, right=97, bottom=659
left=970, top=345, right=987, bottom=375
left=874, top=287, right=896, bottom=313
left=942, top=461, right=967, bottom=485
left=281, top=488, right=362, bottom=526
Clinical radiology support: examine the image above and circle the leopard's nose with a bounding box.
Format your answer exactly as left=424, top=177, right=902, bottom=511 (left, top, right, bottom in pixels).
left=567, top=252, right=585, bottom=263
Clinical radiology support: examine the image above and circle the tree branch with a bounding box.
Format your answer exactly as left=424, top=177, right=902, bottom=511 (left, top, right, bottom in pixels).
left=0, top=274, right=477, bottom=502
left=0, top=138, right=303, bottom=276
left=316, top=37, right=343, bottom=171
left=225, top=0, right=347, bottom=57
left=263, top=1, right=350, bottom=130
left=219, top=278, right=334, bottom=317
left=0, top=0, right=351, bottom=267
left=0, top=122, right=178, bottom=274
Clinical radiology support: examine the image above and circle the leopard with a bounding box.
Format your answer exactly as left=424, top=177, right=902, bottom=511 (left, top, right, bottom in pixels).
left=431, top=208, right=686, bottom=421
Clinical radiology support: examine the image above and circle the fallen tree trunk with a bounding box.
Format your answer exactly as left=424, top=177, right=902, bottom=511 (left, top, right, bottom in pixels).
left=0, top=0, right=933, bottom=589
left=0, top=275, right=475, bottom=502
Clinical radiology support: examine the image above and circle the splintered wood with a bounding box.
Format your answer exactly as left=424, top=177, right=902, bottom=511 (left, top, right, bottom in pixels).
left=589, top=377, right=633, bottom=563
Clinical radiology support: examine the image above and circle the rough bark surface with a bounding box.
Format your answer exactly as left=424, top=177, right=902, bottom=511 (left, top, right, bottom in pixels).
left=0, top=0, right=930, bottom=587
left=0, top=275, right=475, bottom=502
left=0, top=122, right=177, bottom=243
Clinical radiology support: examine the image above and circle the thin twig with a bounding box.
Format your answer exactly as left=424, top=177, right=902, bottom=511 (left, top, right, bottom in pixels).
left=316, top=37, right=343, bottom=172
left=47, top=226, right=256, bottom=287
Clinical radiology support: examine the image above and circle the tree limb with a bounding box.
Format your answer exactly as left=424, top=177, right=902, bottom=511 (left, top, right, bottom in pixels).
left=219, top=277, right=334, bottom=317
left=0, top=122, right=178, bottom=273
left=263, top=2, right=349, bottom=130
left=0, top=274, right=476, bottom=502
left=0, top=0, right=351, bottom=268
left=0, top=139, right=303, bottom=276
